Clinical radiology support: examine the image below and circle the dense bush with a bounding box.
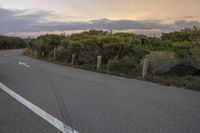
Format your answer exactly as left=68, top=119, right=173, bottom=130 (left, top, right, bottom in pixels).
left=168, top=64, right=198, bottom=76
left=55, top=46, right=68, bottom=61
left=67, top=41, right=81, bottom=62
left=60, top=38, right=71, bottom=48
left=191, top=46, right=200, bottom=69
left=0, top=35, right=27, bottom=49
left=78, top=39, right=98, bottom=65
left=172, top=41, right=194, bottom=64
left=107, top=56, right=137, bottom=73
left=97, top=36, right=127, bottom=64
left=25, top=28, right=200, bottom=77
left=171, top=41, right=200, bottom=66
left=127, top=39, right=150, bottom=62
left=162, top=27, right=200, bottom=42
left=148, top=38, right=173, bottom=51
left=146, top=51, right=177, bottom=75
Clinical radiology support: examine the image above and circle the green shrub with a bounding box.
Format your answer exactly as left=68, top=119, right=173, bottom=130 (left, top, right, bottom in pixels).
left=127, top=40, right=150, bottom=62
left=60, top=38, right=71, bottom=48
left=172, top=41, right=194, bottom=64
left=158, top=40, right=173, bottom=50
left=0, top=35, right=27, bottom=49
left=55, top=46, right=68, bottom=61
left=25, top=29, right=200, bottom=76
left=146, top=51, right=177, bottom=74
left=107, top=56, right=137, bottom=73
left=162, top=27, right=200, bottom=42
left=78, top=39, right=98, bottom=64
left=98, top=36, right=127, bottom=64
left=191, top=47, right=200, bottom=69
left=67, top=41, right=81, bottom=61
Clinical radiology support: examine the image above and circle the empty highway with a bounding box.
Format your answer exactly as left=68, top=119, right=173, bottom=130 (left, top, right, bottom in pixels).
left=0, top=49, right=200, bottom=133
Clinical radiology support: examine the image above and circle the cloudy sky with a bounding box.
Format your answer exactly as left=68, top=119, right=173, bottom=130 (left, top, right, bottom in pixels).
left=0, top=0, right=200, bottom=36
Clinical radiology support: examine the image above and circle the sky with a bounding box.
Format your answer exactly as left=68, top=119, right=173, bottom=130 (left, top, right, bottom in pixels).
left=0, top=0, right=200, bottom=37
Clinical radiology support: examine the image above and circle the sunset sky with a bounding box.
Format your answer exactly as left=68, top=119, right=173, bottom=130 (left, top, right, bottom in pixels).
left=1, top=0, right=200, bottom=36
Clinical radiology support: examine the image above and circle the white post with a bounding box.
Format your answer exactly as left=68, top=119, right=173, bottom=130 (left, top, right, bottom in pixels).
left=97, top=56, right=102, bottom=71
left=71, top=54, right=75, bottom=65
left=53, top=48, right=56, bottom=61
left=142, top=59, right=149, bottom=79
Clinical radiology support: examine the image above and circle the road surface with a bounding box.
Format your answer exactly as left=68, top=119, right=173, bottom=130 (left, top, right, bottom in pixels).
left=0, top=49, right=200, bottom=133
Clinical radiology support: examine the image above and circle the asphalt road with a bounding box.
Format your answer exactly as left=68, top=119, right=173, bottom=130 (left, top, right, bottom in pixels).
left=0, top=49, right=200, bottom=133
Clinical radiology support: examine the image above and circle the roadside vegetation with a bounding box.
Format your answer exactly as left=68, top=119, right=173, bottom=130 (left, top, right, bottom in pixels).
left=22, top=27, right=200, bottom=90
left=0, top=35, right=27, bottom=49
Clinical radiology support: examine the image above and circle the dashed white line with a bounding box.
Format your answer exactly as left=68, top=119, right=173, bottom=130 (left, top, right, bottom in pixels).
left=0, top=82, right=79, bottom=133
left=18, top=62, right=31, bottom=68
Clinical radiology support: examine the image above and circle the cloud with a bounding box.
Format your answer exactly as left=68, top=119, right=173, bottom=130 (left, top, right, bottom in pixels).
left=166, top=16, right=198, bottom=20
left=174, top=20, right=200, bottom=28
left=1, top=7, right=200, bottom=36
left=0, top=7, right=57, bottom=33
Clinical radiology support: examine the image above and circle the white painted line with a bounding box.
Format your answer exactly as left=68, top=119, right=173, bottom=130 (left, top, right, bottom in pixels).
left=0, top=82, right=79, bottom=133
left=18, top=62, right=31, bottom=68
left=4, top=54, right=8, bottom=57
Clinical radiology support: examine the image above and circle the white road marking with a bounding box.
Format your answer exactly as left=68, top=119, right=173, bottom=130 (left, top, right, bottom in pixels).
left=4, top=54, right=8, bottom=57
left=18, top=62, right=31, bottom=68
left=0, top=82, right=79, bottom=133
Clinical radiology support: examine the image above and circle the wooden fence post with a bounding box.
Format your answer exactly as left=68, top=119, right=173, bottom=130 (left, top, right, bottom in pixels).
left=71, top=54, right=75, bottom=65
left=97, top=56, right=102, bottom=71
left=53, top=48, right=56, bottom=61
left=142, top=59, right=149, bottom=79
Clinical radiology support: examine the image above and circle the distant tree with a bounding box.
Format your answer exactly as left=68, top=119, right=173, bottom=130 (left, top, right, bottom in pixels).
left=0, top=35, right=27, bottom=49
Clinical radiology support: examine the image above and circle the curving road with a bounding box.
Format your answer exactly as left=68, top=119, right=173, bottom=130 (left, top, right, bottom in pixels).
left=0, top=49, right=200, bottom=133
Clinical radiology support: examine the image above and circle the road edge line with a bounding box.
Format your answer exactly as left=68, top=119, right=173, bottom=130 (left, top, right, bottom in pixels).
left=0, top=82, right=79, bottom=133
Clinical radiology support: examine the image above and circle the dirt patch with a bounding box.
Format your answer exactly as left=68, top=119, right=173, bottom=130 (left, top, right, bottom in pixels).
left=146, top=75, right=200, bottom=91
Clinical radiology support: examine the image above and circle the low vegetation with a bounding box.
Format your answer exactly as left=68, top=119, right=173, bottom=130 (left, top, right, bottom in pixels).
left=14, top=27, right=200, bottom=90
left=0, top=35, right=27, bottom=49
